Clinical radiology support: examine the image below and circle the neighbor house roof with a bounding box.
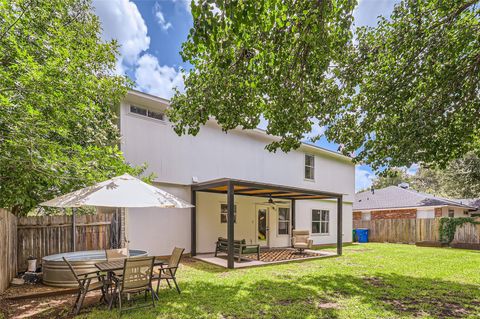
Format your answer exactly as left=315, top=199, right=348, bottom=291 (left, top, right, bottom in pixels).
left=353, top=186, right=477, bottom=211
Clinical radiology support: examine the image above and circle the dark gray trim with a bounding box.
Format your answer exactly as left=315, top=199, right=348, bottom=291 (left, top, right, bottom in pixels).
left=191, top=190, right=197, bottom=256
left=191, top=178, right=343, bottom=199
left=227, top=181, right=235, bottom=269
left=291, top=199, right=296, bottom=230
left=337, top=196, right=343, bottom=256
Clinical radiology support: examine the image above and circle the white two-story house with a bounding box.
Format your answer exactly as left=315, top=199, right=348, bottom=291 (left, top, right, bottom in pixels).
left=120, top=90, right=355, bottom=267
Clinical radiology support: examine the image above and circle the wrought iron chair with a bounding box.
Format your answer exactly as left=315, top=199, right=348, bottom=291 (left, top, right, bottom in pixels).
left=154, top=247, right=184, bottom=294
left=111, top=256, right=156, bottom=313
left=63, top=257, right=107, bottom=315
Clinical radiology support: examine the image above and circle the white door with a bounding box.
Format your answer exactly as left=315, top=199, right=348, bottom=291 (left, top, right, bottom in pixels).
left=256, top=205, right=270, bottom=247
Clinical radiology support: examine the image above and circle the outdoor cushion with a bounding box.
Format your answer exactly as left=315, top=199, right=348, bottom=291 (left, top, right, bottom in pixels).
left=242, top=247, right=259, bottom=254
left=295, top=235, right=310, bottom=243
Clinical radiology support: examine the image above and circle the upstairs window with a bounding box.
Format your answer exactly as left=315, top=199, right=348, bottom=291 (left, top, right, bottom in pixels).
left=305, top=154, right=315, bottom=180
left=130, top=105, right=164, bottom=121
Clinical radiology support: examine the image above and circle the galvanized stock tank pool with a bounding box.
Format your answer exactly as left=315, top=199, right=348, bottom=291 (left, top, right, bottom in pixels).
left=42, top=249, right=148, bottom=287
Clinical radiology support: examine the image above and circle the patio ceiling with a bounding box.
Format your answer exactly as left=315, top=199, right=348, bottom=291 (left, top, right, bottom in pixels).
left=191, top=178, right=342, bottom=200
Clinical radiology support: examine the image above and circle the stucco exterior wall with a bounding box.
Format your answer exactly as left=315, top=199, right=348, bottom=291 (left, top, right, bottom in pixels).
left=196, top=192, right=294, bottom=253
left=295, top=200, right=353, bottom=245
left=126, top=183, right=191, bottom=257
left=121, top=91, right=355, bottom=256
left=119, top=94, right=355, bottom=203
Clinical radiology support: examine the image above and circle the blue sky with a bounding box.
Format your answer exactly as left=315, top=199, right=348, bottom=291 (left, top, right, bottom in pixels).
left=93, top=0, right=401, bottom=191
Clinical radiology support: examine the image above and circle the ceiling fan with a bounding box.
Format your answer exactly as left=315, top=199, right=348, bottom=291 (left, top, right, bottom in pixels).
left=260, top=194, right=289, bottom=207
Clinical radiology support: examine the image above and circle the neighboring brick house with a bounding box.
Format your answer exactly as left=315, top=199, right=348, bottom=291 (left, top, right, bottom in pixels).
left=353, top=185, right=478, bottom=221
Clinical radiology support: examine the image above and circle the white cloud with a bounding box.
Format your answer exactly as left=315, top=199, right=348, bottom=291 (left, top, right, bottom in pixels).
left=355, top=165, right=376, bottom=192
left=172, top=0, right=192, bottom=12
left=154, top=2, right=172, bottom=31
left=302, top=118, right=326, bottom=142
left=135, top=54, right=184, bottom=99
left=93, top=0, right=150, bottom=70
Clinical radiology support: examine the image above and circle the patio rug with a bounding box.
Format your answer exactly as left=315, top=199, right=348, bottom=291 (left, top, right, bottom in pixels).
left=243, top=249, right=323, bottom=262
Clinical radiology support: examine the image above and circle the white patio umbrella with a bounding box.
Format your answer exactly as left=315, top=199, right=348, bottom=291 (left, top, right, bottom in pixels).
left=40, top=173, right=193, bottom=251
left=40, top=173, right=193, bottom=208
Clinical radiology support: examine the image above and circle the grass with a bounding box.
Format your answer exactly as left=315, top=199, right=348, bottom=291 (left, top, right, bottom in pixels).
left=81, top=244, right=480, bottom=319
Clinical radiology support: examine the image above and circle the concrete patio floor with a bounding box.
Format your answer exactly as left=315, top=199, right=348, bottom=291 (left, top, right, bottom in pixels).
left=194, top=248, right=337, bottom=268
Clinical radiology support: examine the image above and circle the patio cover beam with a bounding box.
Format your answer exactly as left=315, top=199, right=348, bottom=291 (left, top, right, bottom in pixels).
left=191, top=178, right=343, bottom=199
left=337, top=195, right=343, bottom=256
left=191, top=190, right=197, bottom=256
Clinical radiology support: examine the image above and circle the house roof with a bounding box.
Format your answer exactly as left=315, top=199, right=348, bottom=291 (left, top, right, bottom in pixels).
left=353, top=186, right=477, bottom=211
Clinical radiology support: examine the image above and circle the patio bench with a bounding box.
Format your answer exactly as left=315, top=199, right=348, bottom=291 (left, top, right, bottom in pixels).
left=215, top=237, right=260, bottom=262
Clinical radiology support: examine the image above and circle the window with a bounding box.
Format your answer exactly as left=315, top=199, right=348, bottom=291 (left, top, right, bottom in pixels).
left=312, top=209, right=329, bottom=234
left=304, top=154, right=315, bottom=180
left=130, top=105, right=164, bottom=121
left=278, top=207, right=290, bottom=235
left=448, top=209, right=454, bottom=217
left=220, top=204, right=237, bottom=223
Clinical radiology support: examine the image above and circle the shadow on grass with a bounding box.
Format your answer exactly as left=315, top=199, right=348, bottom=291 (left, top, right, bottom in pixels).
left=86, top=271, right=480, bottom=319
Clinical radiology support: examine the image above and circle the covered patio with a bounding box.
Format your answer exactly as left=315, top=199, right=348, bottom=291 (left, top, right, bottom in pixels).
left=190, top=178, right=344, bottom=269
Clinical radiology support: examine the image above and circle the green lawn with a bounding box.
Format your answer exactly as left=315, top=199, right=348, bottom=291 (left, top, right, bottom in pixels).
left=82, top=244, right=480, bottom=319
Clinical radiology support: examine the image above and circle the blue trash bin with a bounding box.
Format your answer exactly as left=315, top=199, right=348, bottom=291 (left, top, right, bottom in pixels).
left=355, top=228, right=369, bottom=243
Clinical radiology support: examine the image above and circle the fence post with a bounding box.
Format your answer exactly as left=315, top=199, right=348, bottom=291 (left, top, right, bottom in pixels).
left=71, top=208, right=76, bottom=252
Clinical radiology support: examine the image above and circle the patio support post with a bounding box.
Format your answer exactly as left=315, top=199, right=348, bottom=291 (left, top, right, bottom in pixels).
left=72, top=208, right=77, bottom=252
left=191, top=190, right=197, bottom=256
left=291, top=199, right=296, bottom=231
left=227, top=181, right=235, bottom=269
left=337, top=195, right=343, bottom=256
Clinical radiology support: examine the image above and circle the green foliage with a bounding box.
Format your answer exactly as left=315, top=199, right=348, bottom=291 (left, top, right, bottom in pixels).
left=169, top=0, right=356, bottom=152
left=439, top=217, right=480, bottom=244
left=0, top=0, right=140, bottom=215
left=170, top=0, right=479, bottom=170
left=371, top=168, right=411, bottom=190
left=78, top=244, right=480, bottom=318
left=333, top=0, right=480, bottom=169
left=410, top=152, right=480, bottom=198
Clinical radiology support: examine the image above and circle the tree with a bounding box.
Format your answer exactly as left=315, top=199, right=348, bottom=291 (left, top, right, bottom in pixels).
left=0, top=0, right=140, bottom=215
left=371, top=168, right=411, bottom=190
left=170, top=0, right=479, bottom=170
left=411, top=152, right=480, bottom=198
left=334, top=0, right=480, bottom=169
left=169, top=0, right=356, bottom=152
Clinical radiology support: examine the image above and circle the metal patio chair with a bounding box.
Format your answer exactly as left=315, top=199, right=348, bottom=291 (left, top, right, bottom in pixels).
left=63, top=257, right=107, bottom=315
left=111, top=256, right=156, bottom=313
left=106, top=248, right=129, bottom=261
left=154, top=247, right=184, bottom=294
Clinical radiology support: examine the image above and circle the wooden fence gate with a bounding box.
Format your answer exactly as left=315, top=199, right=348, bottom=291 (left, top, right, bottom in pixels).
left=0, top=209, right=17, bottom=293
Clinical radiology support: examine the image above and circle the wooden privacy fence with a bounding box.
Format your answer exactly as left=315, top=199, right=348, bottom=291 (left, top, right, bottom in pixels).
left=17, top=211, right=122, bottom=271
left=0, top=209, right=17, bottom=293
left=353, top=218, right=480, bottom=244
